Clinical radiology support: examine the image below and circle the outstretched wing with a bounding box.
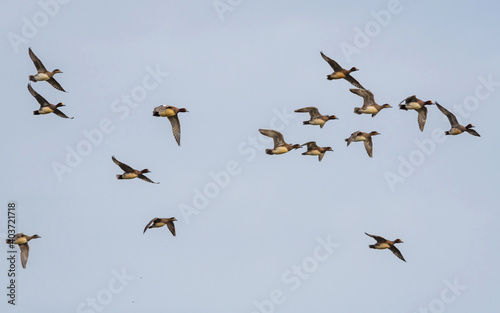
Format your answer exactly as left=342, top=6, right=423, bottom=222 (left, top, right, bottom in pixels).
left=301, top=141, right=318, bottom=150
left=389, top=245, right=406, bottom=262
left=345, top=131, right=360, bottom=146
left=19, top=244, right=30, bottom=269
left=435, top=102, right=459, bottom=128
left=320, top=51, right=342, bottom=71
left=416, top=107, right=428, bottom=131
left=138, top=174, right=159, bottom=184
left=364, top=138, right=374, bottom=158
left=47, top=78, right=66, bottom=92
left=111, top=156, right=134, bottom=173
left=166, top=220, right=176, bottom=236
left=295, top=107, right=321, bottom=119
left=350, top=88, right=374, bottom=108
left=167, top=115, right=181, bottom=146
left=27, top=84, right=49, bottom=108
left=53, top=108, right=73, bottom=119
left=365, top=232, right=386, bottom=243
left=143, top=218, right=157, bottom=234
left=259, top=129, right=285, bottom=148
left=28, top=48, right=47, bottom=72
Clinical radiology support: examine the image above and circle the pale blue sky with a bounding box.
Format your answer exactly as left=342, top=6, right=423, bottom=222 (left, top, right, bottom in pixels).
left=1, top=1, right=499, bottom=312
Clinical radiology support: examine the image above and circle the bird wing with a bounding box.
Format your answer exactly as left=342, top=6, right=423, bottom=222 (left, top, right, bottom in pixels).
left=365, top=232, right=386, bottom=243
left=259, top=129, right=285, bottom=148
left=143, top=217, right=157, bottom=234
left=295, top=107, right=321, bottom=118
left=416, top=107, right=428, bottom=131
left=364, top=137, right=374, bottom=158
left=350, top=88, right=374, bottom=108
left=138, top=174, right=159, bottom=184
left=301, top=141, right=318, bottom=150
left=404, top=95, right=417, bottom=104
left=344, top=75, right=365, bottom=90
left=320, top=51, right=342, bottom=71
left=167, top=115, right=181, bottom=146
left=111, top=156, right=135, bottom=173
left=166, top=220, right=176, bottom=236
left=47, top=78, right=66, bottom=92
left=435, top=102, right=459, bottom=128
left=27, top=84, right=49, bottom=108
left=389, top=245, right=406, bottom=262
left=28, top=48, right=47, bottom=72
left=318, top=153, right=325, bottom=162
left=466, top=128, right=481, bottom=137
left=346, top=131, right=360, bottom=146
left=19, top=244, right=30, bottom=269
left=53, top=108, right=73, bottom=119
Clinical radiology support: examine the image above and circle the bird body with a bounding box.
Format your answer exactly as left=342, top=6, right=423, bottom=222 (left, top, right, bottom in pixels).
left=6, top=233, right=41, bottom=268
left=28, top=47, right=66, bottom=92
left=153, top=105, right=188, bottom=145
left=435, top=102, right=480, bottom=137
left=28, top=84, right=73, bottom=119
left=143, top=217, right=177, bottom=236
left=365, top=232, right=405, bottom=262
left=259, top=129, right=301, bottom=155
left=350, top=88, right=391, bottom=117
left=294, top=107, right=338, bottom=128
left=301, top=141, right=333, bottom=161
left=345, top=131, right=380, bottom=157
left=112, top=156, right=159, bottom=184
left=399, top=95, right=434, bottom=131
left=320, top=51, right=365, bottom=89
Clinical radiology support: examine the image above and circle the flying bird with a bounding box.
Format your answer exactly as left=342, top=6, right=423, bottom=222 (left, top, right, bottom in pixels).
left=28, top=47, right=66, bottom=92
left=294, top=107, right=338, bottom=128
left=435, top=102, right=480, bottom=137
left=365, top=232, right=406, bottom=262
left=350, top=88, right=392, bottom=117
left=320, top=51, right=365, bottom=89
left=399, top=95, right=434, bottom=131
left=28, top=84, right=73, bottom=119
left=345, top=131, right=380, bottom=158
left=259, top=129, right=301, bottom=155
left=112, top=156, right=159, bottom=184
left=143, top=217, right=177, bottom=236
left=301, top=141, right=333, bottom=162
left=153, top=105, right=188, bottom=145
left=6, top=233, right=41, bottom=268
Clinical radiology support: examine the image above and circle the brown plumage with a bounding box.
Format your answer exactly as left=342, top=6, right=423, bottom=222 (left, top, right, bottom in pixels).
left=153, top=105, right=188, bottom=145
left=28, top=84, right=73, bottom=119
left=6, top=233, right=41, bottom=268
left=435, top=102, right=480, bottom=137
left=112, top=156, right=159, bottom=184
left=320, top=51, right=365, bottom=89
left=365, top=232, right=406, bottom=262
left=294, top=107, right=338, bottom=128
left=28, top=47, right=66, bottom=92
left=345, top=131, right=380, bottom=158
left=143, top=217, right=177, bottom=236
left=399, top=95, right=434, bottom=131
left=350, top=88, right=391, bottom=117
left=301, top=141, right=333, bottom=162
left=259, top=129, right=301, bottom=155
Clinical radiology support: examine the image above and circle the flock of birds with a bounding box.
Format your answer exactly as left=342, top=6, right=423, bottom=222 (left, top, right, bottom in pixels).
left=6, top=49, right=481, bottom=267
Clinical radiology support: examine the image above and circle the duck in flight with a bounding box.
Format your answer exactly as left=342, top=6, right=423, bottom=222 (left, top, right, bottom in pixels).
left=259, top=129, right=301, bottom=155
left=399, top=95, right=434, bottom=131
left=112, top=156, right=159, bottom=184
left=28, top=84, right=73, bottom=119
left=143, top=217, right=177, bottom=236
left=320, top=51, right=365, bottom=89
left=28, top=47, right=66, bottom=92
left=6, top=233, right=41, bottom=268
left=301, top=141, right=333, bottom=162
left=365, top=232, right=406, bottom=262
left=435, top=102, right=480, bottom=137
left=153, top=105, right=188, bottom=145
left=294, top=106, right=338, bottom=128
left=345, top=131, right=380, bottom=158
left=350, top=88, right=391, bottom=117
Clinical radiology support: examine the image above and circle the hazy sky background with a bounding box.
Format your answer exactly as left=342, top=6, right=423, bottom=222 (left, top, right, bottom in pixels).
left=1, top=1, right=499, bottom=312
